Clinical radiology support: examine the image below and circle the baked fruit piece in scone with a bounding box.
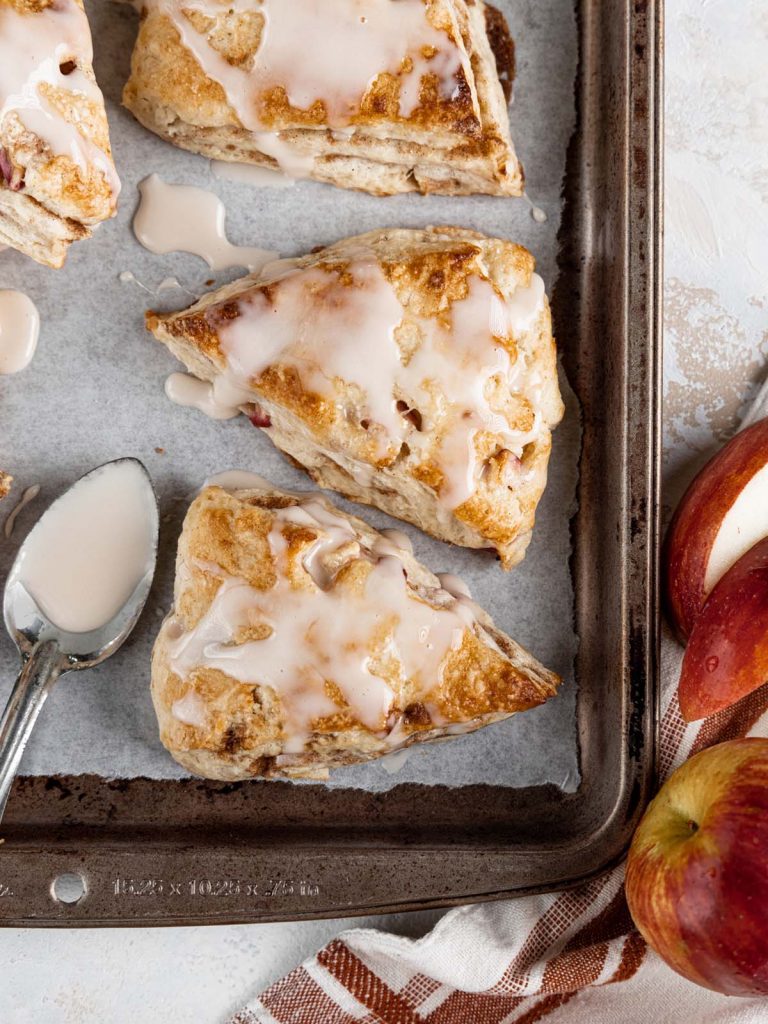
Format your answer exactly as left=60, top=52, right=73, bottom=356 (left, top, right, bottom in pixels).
left=147, top=227, right=564, bottom=569
left=0, top=472, right=11, bottom=500
left=152, top=482, right=561, bottom=781
left=123, top=0, right=521, bottom=197
left=0, top=0, right=120, bottom=268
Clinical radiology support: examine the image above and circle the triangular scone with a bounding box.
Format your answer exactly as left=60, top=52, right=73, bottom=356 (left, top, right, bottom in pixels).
left=152, top=482, right=560, bottom=781
left=0, top=0, right=120, bottom=268
left=123, top=0, right=521, bottom=196
left=147, top=227, right=564, bottom=569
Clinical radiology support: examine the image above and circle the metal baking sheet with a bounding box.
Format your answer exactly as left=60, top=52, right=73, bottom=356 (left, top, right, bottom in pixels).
left=0, top=0, right=660, bottom=924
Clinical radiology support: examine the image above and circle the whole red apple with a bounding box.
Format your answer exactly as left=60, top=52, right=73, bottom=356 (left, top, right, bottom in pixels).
left=626, top=738, right=768, bottom=995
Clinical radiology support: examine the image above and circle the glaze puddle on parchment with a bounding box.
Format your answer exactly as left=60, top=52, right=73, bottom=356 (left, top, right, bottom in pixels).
left=133, top=175, right=277, bottom=272
left=0, top=290, right=40, bottom=374
left=164, top=372, right=254, bottom=420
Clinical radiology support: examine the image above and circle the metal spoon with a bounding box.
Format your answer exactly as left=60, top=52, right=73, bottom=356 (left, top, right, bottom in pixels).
left=0, top=459, right=159, bottom=822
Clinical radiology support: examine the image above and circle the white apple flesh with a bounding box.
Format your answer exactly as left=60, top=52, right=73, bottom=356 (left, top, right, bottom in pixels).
left=704, top=461, right=768, bottom=593
left=664, top=418, right=768, bottom=641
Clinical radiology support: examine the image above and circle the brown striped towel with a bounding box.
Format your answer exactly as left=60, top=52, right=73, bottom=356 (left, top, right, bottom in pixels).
left=229, top=404, right=768, bottom=1024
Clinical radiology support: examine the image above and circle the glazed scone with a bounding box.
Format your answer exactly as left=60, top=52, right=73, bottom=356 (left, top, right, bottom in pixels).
left=0, top=0, right=120, bottom=268
left=152, top=482, right=560, bottom=781
left=147, top=227, right=564, bottom=569
left=123, top=0, right=521, bottom=197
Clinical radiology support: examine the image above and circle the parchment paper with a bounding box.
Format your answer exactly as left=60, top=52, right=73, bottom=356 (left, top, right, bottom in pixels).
left=0, top=0, right=579, bottom=791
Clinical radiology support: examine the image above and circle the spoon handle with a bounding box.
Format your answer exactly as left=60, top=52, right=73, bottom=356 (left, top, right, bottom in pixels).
left=0, top=639, right=62, bottom=822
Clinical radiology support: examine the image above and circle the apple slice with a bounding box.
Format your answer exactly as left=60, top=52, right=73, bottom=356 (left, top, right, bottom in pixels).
left=664, top=417, right=768, bottom=642
left=626, top=738, right=768, bottom=996
left=678, top=535, right=768, bottom=722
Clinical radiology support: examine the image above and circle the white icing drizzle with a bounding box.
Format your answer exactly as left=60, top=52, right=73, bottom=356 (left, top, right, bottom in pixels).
left=256, top=256, right=302, bottom=282
left=522, top=193, right=548, bottom=223
left=211, top=159, right=295, bottom=188
left=0, top=0, right=120, bottom=200
left=157, top=276, right=186, bottom=293
left=204, top=470, right=276, bottom=491
left=165, top=372, right=253, bottom=420
left=133, top=175, right=277, bottom=271
left=3, top=483, right=40, bottom=539
left=215, top=258, right=547, bottom=510
left=437, top=573, right=472, bottom=599
left=379, top=747, right=412, bottom=774
left=380, top=528, right=413, bottom=554
left=246, top=130, right=315, bottom=180
left=171, top=689, right=207, bottom=727
left=119, top=268, right=197, bottom=299
left=119, top=269, right=151, bottom=292
left=0, top=289, right=39, bottom=374
left=168, top=495, right=480, bottom=752
left=149, top=0, right=471, bottom=175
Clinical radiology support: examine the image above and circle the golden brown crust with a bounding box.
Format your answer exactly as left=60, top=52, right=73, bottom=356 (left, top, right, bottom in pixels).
left=151, top=483, right=560, bottom=781
left=0, top=0, right=119, bottom=267
left=123, top=0, right=522, bottom=196
left=147, top=227, right=564, bottom=569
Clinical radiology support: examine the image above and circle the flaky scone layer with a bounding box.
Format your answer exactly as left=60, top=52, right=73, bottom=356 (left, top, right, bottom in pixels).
left=152, top=482, right=560, bottom=781
left=148, top=227, right=564, bottom=569
left=123, top=0, right=521, bottom=197
left=0, top=0, right=120, bottom=267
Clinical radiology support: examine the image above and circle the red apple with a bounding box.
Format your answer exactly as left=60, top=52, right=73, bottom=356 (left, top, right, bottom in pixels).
left=678, top=535, right=768, bottom=722
left=626, top=738, right=768, bottom=995
left=664, top=418, right=768, bottom=642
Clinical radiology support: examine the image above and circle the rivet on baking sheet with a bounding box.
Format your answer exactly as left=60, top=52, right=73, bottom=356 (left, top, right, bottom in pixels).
left=50, top=872, right=87, bottom=904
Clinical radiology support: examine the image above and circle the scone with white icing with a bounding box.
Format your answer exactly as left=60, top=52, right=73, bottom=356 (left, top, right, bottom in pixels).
left=152, top=482, right=560, bottom=781
left=147, top=227, right=564, bottom=569
left=0, top=0, right=120, bottom=268
left=123, top=0, right=521, bottom=197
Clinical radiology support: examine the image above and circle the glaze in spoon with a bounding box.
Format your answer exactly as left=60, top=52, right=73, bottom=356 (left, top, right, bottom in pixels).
left=0, top=459, right=158, bottom=821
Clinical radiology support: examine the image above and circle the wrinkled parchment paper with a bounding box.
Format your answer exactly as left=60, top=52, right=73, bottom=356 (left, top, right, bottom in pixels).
left=0, top=0, right=579, bottom=791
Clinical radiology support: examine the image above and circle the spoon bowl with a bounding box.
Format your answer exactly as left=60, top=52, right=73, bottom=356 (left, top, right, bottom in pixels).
left=5, top=564, right=156, bottom=669
left=0, top=458, right=159, bottom=820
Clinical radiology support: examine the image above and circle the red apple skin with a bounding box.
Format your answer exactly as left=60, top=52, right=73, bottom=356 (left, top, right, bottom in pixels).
left=626, top=739, right=768, bottom=996
left=664, top=418, right=768, bottom=643
left=677, top=536, right=768, bottom=722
